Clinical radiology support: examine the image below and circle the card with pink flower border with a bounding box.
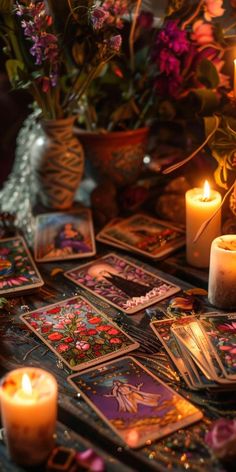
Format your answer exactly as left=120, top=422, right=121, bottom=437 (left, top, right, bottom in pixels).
left=20, top=296, right=139, bottom=371
left=0, top=236, right=44, bottom=295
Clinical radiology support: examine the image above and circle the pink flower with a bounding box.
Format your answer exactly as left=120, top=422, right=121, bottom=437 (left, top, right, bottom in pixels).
left=57, top=344, right=70, bottom=353
left=76, top=341, right=90, bottom=351
left=109, top=337, right=122, bottom=344
left=204, top=0, right=225, bottom=21
left=54, top=323, right=64, bottom=329
left=205, top=418, right=236, bottom=459
left=191, top=20, right=214, bottom=45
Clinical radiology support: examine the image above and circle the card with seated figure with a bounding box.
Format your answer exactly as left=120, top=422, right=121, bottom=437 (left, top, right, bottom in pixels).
left=68, top=356, right=203, bottom=448
left=64, top=253, right=180, bottom=315
left=98, top=214, right=185, bottom=259
left=0, top=236, right=44, bottom=295
left=20, top=296, right=139, bottom=371
left=34, top=209, right=96, bottom=262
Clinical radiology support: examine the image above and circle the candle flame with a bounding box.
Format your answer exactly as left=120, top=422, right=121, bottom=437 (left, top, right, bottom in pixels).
left=203, top=180, right=210, bottom=200
left=22, top=373, right=32, bottom=395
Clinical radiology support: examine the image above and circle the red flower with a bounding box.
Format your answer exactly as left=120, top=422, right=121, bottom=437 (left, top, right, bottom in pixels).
left=41, top=326, right=51, bottom=333
left=87, top=329, right=97, bottom=336
left=109, top=337, right=122, bottom=344
left=57, top=344, right=70, bottom=353
left=97, top=325, right=111, bottom=332
left=47, top=307, right=61, bottom=314
left=64, top=337, right=74, bottom=343
left=107, top=328, right=119, bottom=335
left=30, top=321, right=38, bottom=329
left=218, top=322, right=236, bottom=333
left=48, top=332, right=63, bottom=341
left=88, top=317, right=102, bottom=324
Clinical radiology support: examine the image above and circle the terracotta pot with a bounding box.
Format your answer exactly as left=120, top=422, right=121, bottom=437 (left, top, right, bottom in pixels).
left=78, top=127, right=149, bottom=187
left=31, top=117, right=84, bottom=209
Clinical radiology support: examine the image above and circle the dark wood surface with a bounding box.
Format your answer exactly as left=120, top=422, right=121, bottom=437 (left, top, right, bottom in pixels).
left=0, top=244, right=235, bottom=472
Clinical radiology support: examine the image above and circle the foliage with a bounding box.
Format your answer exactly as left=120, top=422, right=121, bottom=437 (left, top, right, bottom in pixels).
left=82, top=0, right=231, bottom=132
left=0, top=0, right=125, bottom=119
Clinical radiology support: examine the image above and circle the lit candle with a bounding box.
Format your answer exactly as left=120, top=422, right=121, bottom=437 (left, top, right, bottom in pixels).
left=208, top=235, right=236, bottom=309
left=185, top=180, right=222, bottom=268
left=0, top=367, right=57, bottom=466
left=234, top=59, right=236, bottom=98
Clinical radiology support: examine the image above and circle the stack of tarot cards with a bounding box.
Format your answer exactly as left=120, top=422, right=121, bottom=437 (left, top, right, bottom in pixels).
left=96, top=214, right=185, bottom=260
left=151, top=313, right=236, bottom=390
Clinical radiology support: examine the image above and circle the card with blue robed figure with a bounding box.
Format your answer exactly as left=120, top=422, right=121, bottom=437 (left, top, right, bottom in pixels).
left=34, top=209, right=96, bottom=262
left=68, top=356, right=202, bottom=448
left=0, top=236, right=44, bottom=295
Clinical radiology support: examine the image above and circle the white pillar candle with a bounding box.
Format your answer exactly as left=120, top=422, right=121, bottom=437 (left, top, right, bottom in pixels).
left=0, top=367, right=57, bottom=466
left=208, top=235, right=236, bottom=309
left=186, top=181, right=222, bottom=268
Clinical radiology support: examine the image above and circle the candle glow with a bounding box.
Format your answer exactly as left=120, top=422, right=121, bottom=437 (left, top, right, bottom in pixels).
left=203, top=180, right=210, bottom=200
left=22, top=373, right=32, bottom=396
left=0, top=367, right=57, bottom=467
left=185, top=182, right=222, bottom=268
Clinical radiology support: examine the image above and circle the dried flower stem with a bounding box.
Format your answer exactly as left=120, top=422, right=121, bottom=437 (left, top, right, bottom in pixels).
left=181, top=0, right=204, bottom=30
left=193, top=179, right=236, bottom=243
left=163, top=114, right=220, bottom=174
left=129, top=0, right=142, bottom=72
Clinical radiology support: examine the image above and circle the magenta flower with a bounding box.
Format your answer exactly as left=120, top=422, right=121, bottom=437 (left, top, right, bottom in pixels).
left=76, top=341, right=90, bottom=351
left=159, top=49, right=180, bottom=76
left=156, top=20, right=190, bottom=56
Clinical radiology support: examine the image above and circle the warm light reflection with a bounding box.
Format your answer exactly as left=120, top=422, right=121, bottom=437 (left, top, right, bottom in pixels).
left=203, top=180, right=210, bottom=200
left=22, top=374, right=32, bottom=395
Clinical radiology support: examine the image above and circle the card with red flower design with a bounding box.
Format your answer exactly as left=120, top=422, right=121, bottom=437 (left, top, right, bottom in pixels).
left=68, top=356, right=202, bottom=448
left=34, top=209, right=96, bottom=262
left=97, top=214, right=185, bottom=260
left=0, top=236, right=44, bottom=295
left=20, top=296, right=139, bottom=371
left=199, top=313, right=236, bottom=379
left=64, top=253, right=180, bottom=315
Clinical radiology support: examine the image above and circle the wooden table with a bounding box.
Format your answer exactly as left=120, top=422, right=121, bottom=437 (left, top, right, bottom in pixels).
left=0, top=245, right=235, bottom=472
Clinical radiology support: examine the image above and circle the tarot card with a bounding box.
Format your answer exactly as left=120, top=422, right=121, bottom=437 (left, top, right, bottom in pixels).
left=0, top=236, right=44, bottom=295
left=34, top=209, right=96, bottom=262
left=68, top=356, right=202, bottom=448
left=199, top=313, right=236, bottom=380
left=64, top=253, right=180, bottom=315
left=150, top=318, right=201, bottom=389
left=96, top=218, right=124, bottom=249
left=171, top=321, right=225, bottom=380
left=20, top=296, right=139, bottom=371
left=100, top=214, right=185, bottom=260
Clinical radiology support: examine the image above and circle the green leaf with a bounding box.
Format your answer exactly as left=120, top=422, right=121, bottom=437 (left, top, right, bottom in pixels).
left=5, top=58, right=25, bottom=85
left=69, top=358, right=76, bottom=367
left=197, top=59, right=219, bottom=89
left=0, top=297, right=7, bottom=308
left=190, top=89, right=219, bottom=115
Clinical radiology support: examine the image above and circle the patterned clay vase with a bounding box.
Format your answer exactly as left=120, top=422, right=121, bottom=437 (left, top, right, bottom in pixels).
left=78, top=127, right=149, bottom=187
left=32, top=117, right=84, bottom=209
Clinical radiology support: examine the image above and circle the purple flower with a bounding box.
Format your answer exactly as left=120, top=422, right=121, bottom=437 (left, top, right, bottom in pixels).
left=205, top=418, right=236, bottom=460
left=15, top=1, right=59, bottom=90
left=91, top=7, right=109, bottom=30
left=109, top=35, right=122, bottom=52
left=76, top=449, right=105, bottom=472
left=156, top=20, right=190, bottom=56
